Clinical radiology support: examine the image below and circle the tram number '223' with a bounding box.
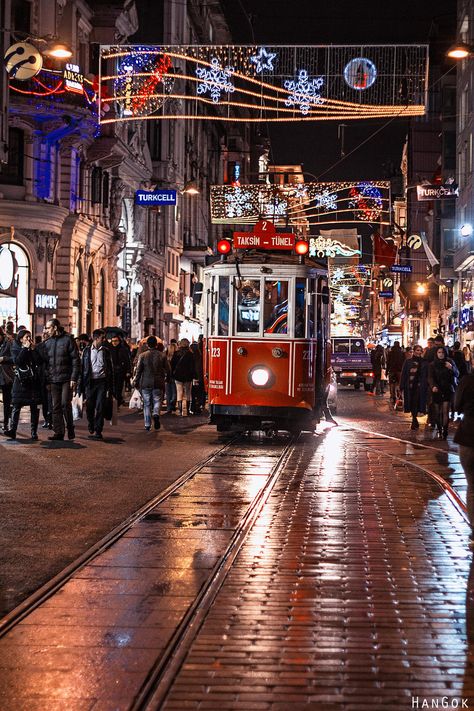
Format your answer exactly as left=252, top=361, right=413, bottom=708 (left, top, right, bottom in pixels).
left=211, top=347, right=221, bottom=357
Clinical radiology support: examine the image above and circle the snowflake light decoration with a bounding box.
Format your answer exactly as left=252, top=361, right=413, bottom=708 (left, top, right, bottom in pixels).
left=314, top=189, right=338, bottom=211
left=263, top=197, right=288, bottom=218
left=196, top=57, right=235, bottom=103
left=339, top=285, right=350, bottom=296
left=348, top=181, right=383, bottom=221
left=224, top=187, right=253, bottom=218
left=332, top=267, right=345, bottom=282
left=284, top=69, right=325, bottom=115
left=249, top=47, right=277, bottom=74
left=293, top=183, right=309, bottom=200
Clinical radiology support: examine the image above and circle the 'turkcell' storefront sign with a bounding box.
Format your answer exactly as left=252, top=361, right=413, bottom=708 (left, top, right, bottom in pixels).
left=135, top=190, right=177, bottom=206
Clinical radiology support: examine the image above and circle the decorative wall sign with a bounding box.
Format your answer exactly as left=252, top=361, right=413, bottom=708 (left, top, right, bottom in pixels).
left=309, top=236, right=361, bottom=258
left=99, top=44, right=428, bottom=124
left=210, top=181, right=390, bottom=227
left=4, top=42, right=43, bottom=80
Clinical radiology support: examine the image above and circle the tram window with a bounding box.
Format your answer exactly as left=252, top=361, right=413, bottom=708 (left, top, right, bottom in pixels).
left=334, top=338, right=350, bottom=353
left=351, top=339, right=366, bottom=354
left=264, top=279, right=289, bottom=335
left=236, top=279, right=260, bottom=333
left=218, top=277, right=229, bottom=336
left=308, top=278, right=316, bottom=337
left=295, top=279, right=306, bottom=337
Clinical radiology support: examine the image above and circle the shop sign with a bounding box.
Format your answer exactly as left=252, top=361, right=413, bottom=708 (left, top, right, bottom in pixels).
left=34, top=289, right=59, bottom=312
left=460, top=305, right=474, bottom=329
left=416, top=184, right=459, bottom=201
left=390, top=264, right=412, bottom=274
left=379, top=291, right=394, bottom=298
left=135, top=189, right=177, bottom=206
left=63, top=63, right=84, bottom=94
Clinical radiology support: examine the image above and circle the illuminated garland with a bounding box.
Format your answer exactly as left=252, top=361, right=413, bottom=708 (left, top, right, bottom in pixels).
left=210, top=181, right=390, bottom=225
left=99, top=44, right=428, bottom=124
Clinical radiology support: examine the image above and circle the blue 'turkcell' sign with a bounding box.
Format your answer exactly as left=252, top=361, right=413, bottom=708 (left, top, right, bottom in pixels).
left=379, top=291, right=394, bottom=298
left=135, top=189, right=177, bottom=206
left=390, top=264, right=413, bottom=274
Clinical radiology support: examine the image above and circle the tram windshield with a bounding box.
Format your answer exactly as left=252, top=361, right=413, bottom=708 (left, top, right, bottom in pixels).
left=264, top=279, right=289, bottom=334
left=236, top=279, right=260, bottom=333
left=218, top=277, right=230, bottom=336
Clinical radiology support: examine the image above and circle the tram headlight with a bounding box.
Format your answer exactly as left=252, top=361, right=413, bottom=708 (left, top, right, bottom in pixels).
left=249, top=365, right=272, bottom=388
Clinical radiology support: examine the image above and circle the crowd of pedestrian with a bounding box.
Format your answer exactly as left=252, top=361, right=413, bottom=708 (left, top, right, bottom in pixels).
left=373, top=336, right=473, bottom=440
left=0, top=320, right=206, bottom=443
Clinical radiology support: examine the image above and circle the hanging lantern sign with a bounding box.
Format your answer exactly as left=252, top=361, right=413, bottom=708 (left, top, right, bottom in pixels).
left=4, top=41, right=43, bottom=80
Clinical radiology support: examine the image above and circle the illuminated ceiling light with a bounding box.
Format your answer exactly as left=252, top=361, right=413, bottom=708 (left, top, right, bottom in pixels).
left=447, top=43, right=473, bottom=59
left=44, top=42, right=73, bottom=59
left=460, top=223, right=473, bottom=237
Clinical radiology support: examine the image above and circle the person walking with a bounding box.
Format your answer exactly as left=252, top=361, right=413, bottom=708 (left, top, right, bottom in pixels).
left=451, top=341, right=468, bottom=380
left=108, top=334, right=131, bottom=406
left=41, top=318, right=80, bottom=441
left=78, top=329, right=114, bottom=441
left=0, top=327, right=15, bottom=433
left=387, top=340, right=405, bottom=407
left=427, top=347, right=459, bottom=439
left=454, top=369, right=474, bottom=543
left=463, top=344, right=472, bottom=374
left=400, top=344, right=428, bottom=430
left=171, top=338, right=196, bottom=417
left=190, top=341, right=205, bottom=415
left=370, top=344, right=385, bottom=395
left=4, top=329, right=43, bottom=440
left=133, top=336, right=170, bottom=431
left=165, top=341, right=178, bottom=413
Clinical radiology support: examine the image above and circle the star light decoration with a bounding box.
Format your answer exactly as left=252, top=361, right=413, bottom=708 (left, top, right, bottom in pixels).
left=284, top=69, right=325, bottom=115
left=249, top=47, right=277, bottom=74
left=196, top=57, right=235, bottom=103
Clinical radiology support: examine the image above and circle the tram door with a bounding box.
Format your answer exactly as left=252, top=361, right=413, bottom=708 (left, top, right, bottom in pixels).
left=315, top=276, right=330, bottom=412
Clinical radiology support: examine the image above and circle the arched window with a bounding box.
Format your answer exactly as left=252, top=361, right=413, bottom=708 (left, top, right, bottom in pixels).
left=72, top=262, right=83, bottom=335
left=0, top=241, right=30, bottom=331
left=86, top=265, right=95, bottom=335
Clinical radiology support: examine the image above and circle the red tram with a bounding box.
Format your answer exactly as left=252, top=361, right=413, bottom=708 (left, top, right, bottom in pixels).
left=203, top=226, right=331, bottom=434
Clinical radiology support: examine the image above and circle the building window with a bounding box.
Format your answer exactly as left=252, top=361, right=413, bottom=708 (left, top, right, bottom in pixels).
left=102, top=172, right=109, bottom=209
left=91, top=167, right=102, bottom=205
left=11, top=0, right=31, bottom=34
left=0, top=128, right=24, bottom=186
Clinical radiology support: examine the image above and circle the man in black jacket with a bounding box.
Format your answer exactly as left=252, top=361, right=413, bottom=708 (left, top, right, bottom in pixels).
left=42, top=318, right=80, bottom=441
left=78, top=328, right=114, bottom=440
left=108, top=334, right=131, bottom=406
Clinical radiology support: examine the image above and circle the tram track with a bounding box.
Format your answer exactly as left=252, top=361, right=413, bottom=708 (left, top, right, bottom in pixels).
left=341, top=423, right=469, bottom=523
left=0, top=435, right=243, bottom=638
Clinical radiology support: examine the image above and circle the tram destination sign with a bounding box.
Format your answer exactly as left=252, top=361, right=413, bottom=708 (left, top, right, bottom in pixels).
left=233, top=220, right=294, bottom=251
left=135, top=189, right=177, bottom=206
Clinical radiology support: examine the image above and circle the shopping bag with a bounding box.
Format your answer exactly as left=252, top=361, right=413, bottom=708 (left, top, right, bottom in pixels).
left=110, top=396, right=118, bottom=426
left=128, top=388, right=142, bottom=410
left=72, top=393, right=83, bottom=420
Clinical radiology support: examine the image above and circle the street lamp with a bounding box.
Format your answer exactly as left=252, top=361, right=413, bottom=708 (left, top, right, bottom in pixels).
left=181, top=179, right=200, bottom=195
left=460, top=223, right=473, bottom=238
left=447, top=42, right=473, bottom=59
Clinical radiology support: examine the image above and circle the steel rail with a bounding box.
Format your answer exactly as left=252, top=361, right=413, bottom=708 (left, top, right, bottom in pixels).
left=132, top=436, right=298, bottom=711
left=0, top=436, right=240, bottom=638
left=343, top=425, right=468, bottom=523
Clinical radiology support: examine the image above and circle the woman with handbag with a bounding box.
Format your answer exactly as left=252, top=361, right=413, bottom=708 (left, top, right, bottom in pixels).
left=427, top=346, right=459, bottom=439
left=4, top=329, right=44, bottom=441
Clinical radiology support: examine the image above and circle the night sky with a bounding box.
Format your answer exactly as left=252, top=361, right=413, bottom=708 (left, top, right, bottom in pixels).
left=220, top=0, right=457, bottom=181
left=135, top=1, right=457, bottom=181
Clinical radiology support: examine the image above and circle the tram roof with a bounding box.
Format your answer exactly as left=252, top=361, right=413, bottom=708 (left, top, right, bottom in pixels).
left=205, top=252, right=327, bottom=270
